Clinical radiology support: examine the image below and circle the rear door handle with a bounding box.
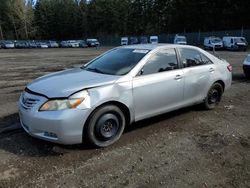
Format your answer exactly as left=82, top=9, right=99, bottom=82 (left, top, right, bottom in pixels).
left=175, top=75, right=183, bottom=80
left=209, top=68, right=215, bottom=72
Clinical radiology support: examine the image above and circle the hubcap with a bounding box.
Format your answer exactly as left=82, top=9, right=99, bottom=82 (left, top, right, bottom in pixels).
left=96, top=113, right=119, bottom=140
left=209, top=89, right=219, bottom=104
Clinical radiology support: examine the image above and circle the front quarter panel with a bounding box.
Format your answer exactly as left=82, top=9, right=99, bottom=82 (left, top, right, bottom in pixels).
left=81, top=77, right=134, bottom=123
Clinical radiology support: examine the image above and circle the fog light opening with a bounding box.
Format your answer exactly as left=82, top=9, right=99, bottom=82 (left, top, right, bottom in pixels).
left=44, top=132, right=58, bottom=139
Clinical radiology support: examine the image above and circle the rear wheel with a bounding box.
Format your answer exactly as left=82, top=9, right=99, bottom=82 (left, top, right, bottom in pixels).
left=86, top=105, right=126, bottom=147
left=204, top=83, right=223, bottom=110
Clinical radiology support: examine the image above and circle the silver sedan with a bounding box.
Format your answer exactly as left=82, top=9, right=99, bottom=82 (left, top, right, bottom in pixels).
left=19, top=44, right=232, bottom=147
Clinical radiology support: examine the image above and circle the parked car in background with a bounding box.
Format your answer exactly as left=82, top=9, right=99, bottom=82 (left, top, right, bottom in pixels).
left=19, top=44, right=232, bottom=147
left=67, top=40, right=80, bottom=48
left=15, top=41, right=29, bottom=49
left=121, top=37, right=128, bottom=45
left=129, top=37, right=139, bottom=45
left=36, top=42, right=48, bottom=48
left=204, top=37, right=223, bottom=50
left=28, top=41, right=38, bottom=48
left=78, top=40, right=88, bottom=48
left=223, top=36, right=248, bottom=51
left=174, top=35, right=187, bottom=45
left=60, top=41, right=70, bottom=48
left=2, top=41, right=15, bottom=49
left=150, top=36, right=159, bottom=44
left=47, top=41, right=59, bottom=48
left=140, top=36, right=148, bottom=44
left=86, top=39, right=100, bottom=47
left=243, top=54, right=250, bottom=78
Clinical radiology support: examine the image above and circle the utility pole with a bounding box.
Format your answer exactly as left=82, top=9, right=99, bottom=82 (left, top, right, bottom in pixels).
left=0, top=21, right=3, bottom=40
left=12, top=17, right=18, bottom=40
left=198, top=29, right=201, bottom=45
left=241, top=26, right=244, bottom=37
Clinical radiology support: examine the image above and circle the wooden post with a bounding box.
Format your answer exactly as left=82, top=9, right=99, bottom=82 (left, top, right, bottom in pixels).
left=0, top=22, right=3, bottom=40
left=12, top=17, right=18, bottom=40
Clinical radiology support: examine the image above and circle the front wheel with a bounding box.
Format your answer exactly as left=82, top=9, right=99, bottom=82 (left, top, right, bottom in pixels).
left=203, top=83, right=223, bottom=110
left=85, top=105, right=126, bottom=147
left=244, top=72, right=250, bottom=79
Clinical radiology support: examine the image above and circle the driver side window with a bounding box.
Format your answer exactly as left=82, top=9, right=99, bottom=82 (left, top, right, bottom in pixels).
left=140, top=48, right=178, bottom=76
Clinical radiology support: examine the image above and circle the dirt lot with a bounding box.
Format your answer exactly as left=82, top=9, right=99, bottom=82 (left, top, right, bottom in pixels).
left=0, top=48, right=249, bottom=188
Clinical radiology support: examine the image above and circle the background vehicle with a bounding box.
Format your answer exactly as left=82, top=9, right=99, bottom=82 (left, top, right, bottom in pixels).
left=60, top=41, right=70, bottom=48
left=19, top=44, right=231, bottom=147
left=86, top=39, right=100, bottom=47
left=36, top=42, right=48, bottom=48
left=129, top=37, right=139, bottom=45
left=140, top=36, right=148, bottom=44
left=223, top=36, right=248, bottom=51
left=67, top=40, right=80, bottom=48
left=121, top=37, right=128, bottom=45
left=28, top=41, right=38, bottom=48
left=243, top=54, right=250, bottom=78
left=174, top=35, right=187, bottom=45
left=15, top=41, right=29, bottom=48
left=150, top=36, right=159, bottom=44
left=78, top=40, right=88, bottom=48
left=47, top=41, right=59, bottom=48
left=2, top=41, right=15, bottom=49
left=204, top=37, right=223, bottom=50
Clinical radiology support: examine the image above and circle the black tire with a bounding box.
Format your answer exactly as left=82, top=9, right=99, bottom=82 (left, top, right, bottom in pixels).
left=85, top=105, right=126, bottom=147
left=245, top=72, right=250, bottom=79
left=203, top=83, right=223, bottom=110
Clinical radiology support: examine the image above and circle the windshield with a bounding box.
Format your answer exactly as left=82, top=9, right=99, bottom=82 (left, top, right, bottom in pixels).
left=89, top=39, right=97, bottom=42
left=246, top=56, right=250, bottom=62
left=211, top=38, right=221, bottom=43
left=83, top=48, right=149, bottom=75
left=235, top=37, right=246, bottom=43
left=5, top=41, right=13, bottom=44
left=151, top=39, right=158, bottom=42
left=176, top=37, right=186, bottom=42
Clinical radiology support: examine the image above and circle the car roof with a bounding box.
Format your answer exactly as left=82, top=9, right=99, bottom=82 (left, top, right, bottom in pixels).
left=119, top=44, right=195, bottom=50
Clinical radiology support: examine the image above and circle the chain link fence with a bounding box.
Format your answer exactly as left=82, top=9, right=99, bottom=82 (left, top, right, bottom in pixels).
left=97, top=29, right=250, bottom=46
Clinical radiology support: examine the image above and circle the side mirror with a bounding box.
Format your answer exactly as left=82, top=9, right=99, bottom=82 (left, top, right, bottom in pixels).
left=138, top=69, right=144, bottom=76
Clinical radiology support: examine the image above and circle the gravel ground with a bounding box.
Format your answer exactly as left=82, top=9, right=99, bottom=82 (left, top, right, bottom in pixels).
left=0, top=48, right=249, bottom=188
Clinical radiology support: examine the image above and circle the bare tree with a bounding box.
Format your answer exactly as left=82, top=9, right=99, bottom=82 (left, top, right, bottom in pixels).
left=7, top=0, right=35, bottom=39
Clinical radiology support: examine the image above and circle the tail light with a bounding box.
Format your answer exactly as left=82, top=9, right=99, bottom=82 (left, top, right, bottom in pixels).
left=227, top=65, right=232, bottom=72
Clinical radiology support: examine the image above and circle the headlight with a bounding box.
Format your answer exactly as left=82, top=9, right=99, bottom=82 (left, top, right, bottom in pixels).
left=40, top=90, right=89, bottom=111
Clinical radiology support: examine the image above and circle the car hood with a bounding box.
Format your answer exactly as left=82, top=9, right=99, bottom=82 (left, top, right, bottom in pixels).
left=212, top=42, right=223, bottom=45
left=27, top=68, right=120, bottom=98
left=177, top=42, right=187, bottom=45
left=236, top=42, right=247, bottom=46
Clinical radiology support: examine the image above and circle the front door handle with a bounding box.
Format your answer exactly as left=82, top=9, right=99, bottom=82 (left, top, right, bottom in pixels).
left=209, top=68, right=215, bottom=72
left=175, top=75, right=183, bottom=80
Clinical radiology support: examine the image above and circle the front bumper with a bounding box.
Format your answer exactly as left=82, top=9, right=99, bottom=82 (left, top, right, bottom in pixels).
left=19, top=93, right=90, bottom=145
left=231, top=45, right=247, bottom=51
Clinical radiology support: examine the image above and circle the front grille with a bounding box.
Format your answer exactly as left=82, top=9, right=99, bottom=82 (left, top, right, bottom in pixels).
left=215, top=45, right=222, bottom=48
left=21, top=92, right=40, bottom=110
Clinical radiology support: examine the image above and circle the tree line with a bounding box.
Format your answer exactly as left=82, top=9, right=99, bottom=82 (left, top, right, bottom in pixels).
left=0, top=0, right=249, bottom=40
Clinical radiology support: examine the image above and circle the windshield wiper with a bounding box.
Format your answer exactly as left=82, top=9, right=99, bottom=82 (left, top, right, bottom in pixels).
left=85, top=67, right=105, bottom=74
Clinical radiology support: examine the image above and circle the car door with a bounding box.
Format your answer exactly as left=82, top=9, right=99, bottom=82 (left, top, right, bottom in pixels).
left=132, top=48, right=184, bottom=121
left=178, top=47, right=216, bottom=105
